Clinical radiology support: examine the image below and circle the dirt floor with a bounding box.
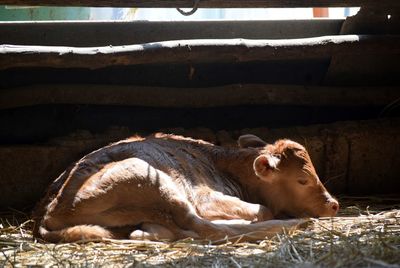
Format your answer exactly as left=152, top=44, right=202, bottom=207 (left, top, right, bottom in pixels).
left=1, top=196, right=399, bottom=267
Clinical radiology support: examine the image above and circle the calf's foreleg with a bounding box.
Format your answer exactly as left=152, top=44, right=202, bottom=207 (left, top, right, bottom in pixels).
left=195, top=191, right=273, bottom=222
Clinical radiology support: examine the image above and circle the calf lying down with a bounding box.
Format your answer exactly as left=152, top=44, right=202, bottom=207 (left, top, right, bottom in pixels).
left=33, top=133, right=338, bottom=243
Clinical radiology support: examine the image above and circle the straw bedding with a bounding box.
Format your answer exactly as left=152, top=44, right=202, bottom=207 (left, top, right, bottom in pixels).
left=1, top=196, right=399, bottom=267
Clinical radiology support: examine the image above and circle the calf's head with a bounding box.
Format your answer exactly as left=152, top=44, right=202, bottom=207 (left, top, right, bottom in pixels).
left=239, top=135, right=339, bottom=218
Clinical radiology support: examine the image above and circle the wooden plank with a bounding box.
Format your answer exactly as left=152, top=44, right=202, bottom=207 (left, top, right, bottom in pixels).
left=1, top=35, right=399, bottom=70
left=1, top=84, right=398, bottom=109
left=0, top=0, right=398, bottom=8
left=0, top=20, right=344, bottom=47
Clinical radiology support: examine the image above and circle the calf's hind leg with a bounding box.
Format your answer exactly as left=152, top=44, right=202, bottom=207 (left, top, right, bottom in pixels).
left=129, top=223, right=199, bottom=241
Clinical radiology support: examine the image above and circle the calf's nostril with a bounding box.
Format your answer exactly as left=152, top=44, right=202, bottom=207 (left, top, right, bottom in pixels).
left=331, top=202, right=339, bottom=212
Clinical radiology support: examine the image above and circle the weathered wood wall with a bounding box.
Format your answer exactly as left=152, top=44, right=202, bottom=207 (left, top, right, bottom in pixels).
left=0, top=6, right=399, bottom=209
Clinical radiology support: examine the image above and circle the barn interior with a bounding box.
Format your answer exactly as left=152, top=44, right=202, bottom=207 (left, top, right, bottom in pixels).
left=0, top=0, right=399, bottom=267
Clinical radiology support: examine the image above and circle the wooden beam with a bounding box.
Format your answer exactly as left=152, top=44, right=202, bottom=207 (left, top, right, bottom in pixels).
left=1, top=35, right=399, bottom=70
left=0, top=20, right=344, bottom=47
left=0, top=0, right=398, bottom=8
left=1, top=84, right=398, bottom=109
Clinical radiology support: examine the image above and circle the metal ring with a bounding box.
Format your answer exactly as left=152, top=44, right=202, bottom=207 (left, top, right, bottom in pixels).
left=176, top=0, right=201, bottom=16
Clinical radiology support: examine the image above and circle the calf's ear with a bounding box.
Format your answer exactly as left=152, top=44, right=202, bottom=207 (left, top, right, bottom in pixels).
left=253, top=154, right=280, bottom=178
left=238, top=134, right=267, bottom=148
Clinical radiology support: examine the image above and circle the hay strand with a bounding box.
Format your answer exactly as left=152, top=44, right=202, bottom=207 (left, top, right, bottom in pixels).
left=1, top=197, right=399, bottom=267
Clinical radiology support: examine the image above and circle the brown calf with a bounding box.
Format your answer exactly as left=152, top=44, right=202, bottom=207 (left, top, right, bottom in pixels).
left=33, top=133, right=338, bottom=243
